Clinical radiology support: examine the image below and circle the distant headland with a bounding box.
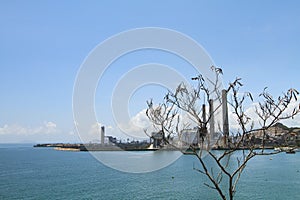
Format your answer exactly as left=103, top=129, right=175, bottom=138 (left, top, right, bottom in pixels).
left=34, top=123, right=300, bottom=153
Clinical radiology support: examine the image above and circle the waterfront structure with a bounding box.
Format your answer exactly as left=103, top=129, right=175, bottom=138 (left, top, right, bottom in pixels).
left=151, top=131, right=163, bottom=148
left=222, top=89, right=229, bottom=147
left=101, top=126, right=105, bottom=145
left=180, top=127, right=199, bottom=146
left=209, top=99, right=216, bottom=139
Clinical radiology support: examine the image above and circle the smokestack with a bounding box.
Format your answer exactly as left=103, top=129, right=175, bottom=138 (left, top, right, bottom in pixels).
left=199, top=104, right=207, bottom=145
left=202, top=104, right=206, bottom=123
left=209, top=99, right=215, bottom=139
left=101, top=126, right=105, bottom=145
left=222, top=90, right=229, bottom=146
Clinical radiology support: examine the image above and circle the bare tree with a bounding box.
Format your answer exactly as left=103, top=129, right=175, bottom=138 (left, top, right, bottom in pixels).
left=146, top=67, right=300, bottom=200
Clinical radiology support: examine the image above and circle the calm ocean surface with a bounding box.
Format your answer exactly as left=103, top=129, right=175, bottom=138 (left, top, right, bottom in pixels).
left=0, top=144, right=299, bottom=200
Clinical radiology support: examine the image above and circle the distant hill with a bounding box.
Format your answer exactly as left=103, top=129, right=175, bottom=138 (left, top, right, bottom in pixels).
left=272, top=122, right=300, bottom=134
left=273, top=122, right=289, bottom=130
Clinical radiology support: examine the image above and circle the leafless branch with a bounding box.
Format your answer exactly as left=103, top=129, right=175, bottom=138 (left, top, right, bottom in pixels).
left=146, top=67, right=300, bottom=200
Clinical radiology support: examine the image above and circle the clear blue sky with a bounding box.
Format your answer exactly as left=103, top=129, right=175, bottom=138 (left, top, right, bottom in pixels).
left=1, top=0, right=299, bottom=143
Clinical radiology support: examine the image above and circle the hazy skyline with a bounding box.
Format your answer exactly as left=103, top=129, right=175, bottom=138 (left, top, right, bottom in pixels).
left=1, top=1, right=300, bottom=143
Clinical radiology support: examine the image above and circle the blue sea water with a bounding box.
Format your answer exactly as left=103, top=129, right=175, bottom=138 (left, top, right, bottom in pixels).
left=0, top=144, right=300, bottom=200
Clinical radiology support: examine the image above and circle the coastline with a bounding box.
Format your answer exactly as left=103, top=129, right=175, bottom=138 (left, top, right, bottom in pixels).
left=34, top=142, right=298, bottom=153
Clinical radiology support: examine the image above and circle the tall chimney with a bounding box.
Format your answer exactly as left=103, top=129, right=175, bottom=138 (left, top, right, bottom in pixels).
left=202, top=104, right=208, bottom=147
left=101, top=126, right=105, bottom=145
left=209, top=99, right=215, bottom=139
left=202, top=104, right=206, bottom=123
left=222, top=90, right=229, bottom=147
